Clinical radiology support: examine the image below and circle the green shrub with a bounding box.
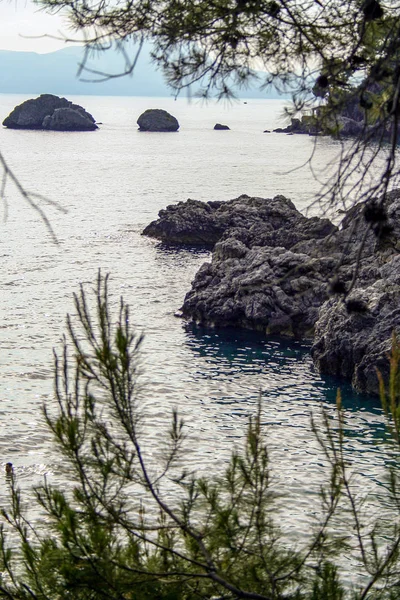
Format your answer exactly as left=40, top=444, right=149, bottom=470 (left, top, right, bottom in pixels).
left=1, top=273, right=400, bottom=600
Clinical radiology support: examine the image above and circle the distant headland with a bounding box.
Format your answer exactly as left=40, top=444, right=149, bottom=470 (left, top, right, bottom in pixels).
left=0, top=44, right=290, bottom=99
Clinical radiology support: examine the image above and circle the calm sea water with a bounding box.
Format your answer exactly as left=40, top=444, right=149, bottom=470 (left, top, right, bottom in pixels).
left=0, top=93, right=390, bottom=541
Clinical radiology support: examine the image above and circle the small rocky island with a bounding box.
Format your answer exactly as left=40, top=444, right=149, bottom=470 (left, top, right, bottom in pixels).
left=2, top=94, right=98, bottom=131
left=137, top=109, right=179, bottom=132
left=214, top=123, right=230, bottom=130
left=143, top=192, right=400, bottom=396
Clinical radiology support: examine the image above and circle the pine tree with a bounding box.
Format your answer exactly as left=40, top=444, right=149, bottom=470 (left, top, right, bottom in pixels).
left=1, top=273, right=400, bottom=599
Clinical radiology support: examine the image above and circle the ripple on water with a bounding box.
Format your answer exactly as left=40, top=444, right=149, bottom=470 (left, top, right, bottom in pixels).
left=0, top=97, right=392, bottom=574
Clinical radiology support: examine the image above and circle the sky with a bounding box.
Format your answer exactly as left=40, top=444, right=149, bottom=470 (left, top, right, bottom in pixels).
left=0, top=0, right=77, bottom=53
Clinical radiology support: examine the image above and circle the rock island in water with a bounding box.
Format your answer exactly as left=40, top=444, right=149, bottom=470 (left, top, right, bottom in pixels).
left=2, top=94, right=98, bottom=131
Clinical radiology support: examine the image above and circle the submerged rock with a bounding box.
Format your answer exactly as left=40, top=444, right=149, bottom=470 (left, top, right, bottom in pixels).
left=2, top=94, right=98, bottom=131
left=143, top=190, right=400, bottom=396
left=137, top=109, right=179, bottom=132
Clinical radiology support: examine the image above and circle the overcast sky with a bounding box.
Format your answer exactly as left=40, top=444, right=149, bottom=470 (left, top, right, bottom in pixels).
left=0, top=0, right=77, bottom=53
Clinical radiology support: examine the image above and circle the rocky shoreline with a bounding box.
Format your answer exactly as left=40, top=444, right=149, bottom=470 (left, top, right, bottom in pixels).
left=143, top=192, right=400, bottom=396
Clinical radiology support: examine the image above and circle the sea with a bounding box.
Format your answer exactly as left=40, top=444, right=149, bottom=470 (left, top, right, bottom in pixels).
left=0, top=93, right=391, bottom=553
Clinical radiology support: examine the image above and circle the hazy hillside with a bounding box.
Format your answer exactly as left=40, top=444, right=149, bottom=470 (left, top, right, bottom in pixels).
left=0, top=44, right=287, bottom=98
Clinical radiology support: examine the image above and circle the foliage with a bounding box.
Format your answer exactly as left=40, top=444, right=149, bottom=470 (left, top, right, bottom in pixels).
left=1, top=274, right=400, bottom=598
left=36, top=0, right=390, bottom=102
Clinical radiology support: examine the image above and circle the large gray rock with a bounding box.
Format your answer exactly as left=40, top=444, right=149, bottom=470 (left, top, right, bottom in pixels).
left=142, top=194, right=334, bottom=247
left=42, top=107, right=95, bottom=131
left=144, top=194, right=337, bottom=338
left=137, top=109, right=179, bottom=132
left=311, top=190, right=400, bottom=394
left=177, top=196, right=343, bottom=338
left=2, top=94, right=98, bottom=131
left=144, top=190, right=400, bottom=395
left=311, top=278, right=400, bottom=396
left=143, top=198, right=227, bottom=246
left=180, top=244, right=337, bottom=338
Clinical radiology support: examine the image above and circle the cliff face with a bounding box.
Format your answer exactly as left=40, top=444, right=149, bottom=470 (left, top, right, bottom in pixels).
left=143, top=191, right=400, bottom=396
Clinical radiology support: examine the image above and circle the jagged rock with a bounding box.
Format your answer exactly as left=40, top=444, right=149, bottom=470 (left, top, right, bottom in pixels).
left=311, top=190, right=400, bottom=394
left=178, top=199, right=339, bottom=338
left=137, top=109, right=179, bottom=132
left=181, top=244, right=337, bottom=338
left=2, top=94, right=97, bottom=131
left=142, top=194, right=335, bottom=247
left=143, top=194, right=337, bottom=338
left=214, top=123, right=230, bottom=130
left=312, top=260, right=400, bottom=395
left=144, top=189, right=400, bottom=395
left=143, top=198, right=227, bottom=246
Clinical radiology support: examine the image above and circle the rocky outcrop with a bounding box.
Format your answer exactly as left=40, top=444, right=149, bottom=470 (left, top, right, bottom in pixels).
left=2, top=94, right=98, bottom=131
left=180, top=244, right=337, bottom=338
left=143, top=191, right=400, bottom=396
left=312, top=274, right=399, bottom=395
left=272, top=108, right=367, bottom=139
left=273, top=117, right=322, bottom=135
left=137, top=109, right=179, bottom=132
left=176, top=198, right=343, bottom=339
left=311, top=190, right=400, bottom=394
left=143, top=198, right=231, bottom=246
left=142, top=195, right=334, bottom=247
left=144, top=194, right=337, bottom=337
left=214, top=123, right=230, bottom=130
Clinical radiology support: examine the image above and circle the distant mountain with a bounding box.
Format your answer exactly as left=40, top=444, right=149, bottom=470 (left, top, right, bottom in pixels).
left=0, top=44, right=288, bottom=99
